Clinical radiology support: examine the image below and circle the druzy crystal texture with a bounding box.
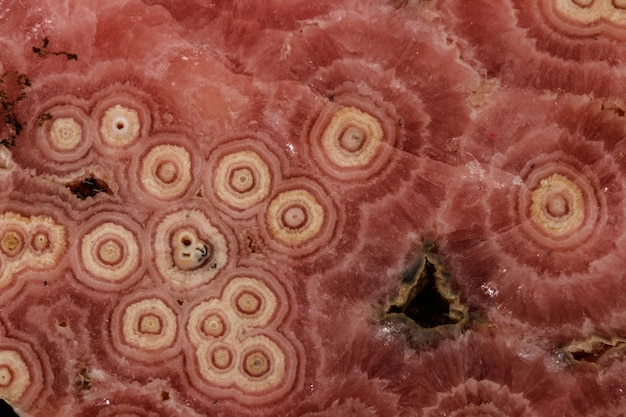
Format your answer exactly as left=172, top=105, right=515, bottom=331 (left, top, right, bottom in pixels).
left=0, top=0, right=625, bottom=416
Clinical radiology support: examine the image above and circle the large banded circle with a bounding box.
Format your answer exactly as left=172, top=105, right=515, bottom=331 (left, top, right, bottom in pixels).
left=81, top=222, right=140, bottom=282
left=122, top=298, right=177, bottom=351
left=0, top=350, right=30, bottom=402
left=214, top=151, right=271, bottom=210
left=321, top=106, right=383, bottom=168
left=140, top=144, right=192, bottom=200
left=266, top=190, right=324, bottom=245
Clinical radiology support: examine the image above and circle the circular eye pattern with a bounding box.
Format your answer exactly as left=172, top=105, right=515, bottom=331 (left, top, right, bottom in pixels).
left=139, top=144, right=192, bottom=200
left=100, top=104, right=141, bottom=147
left=441, top=91, right=626, bottom=326
left=187, top=301, right=230, bottom=346
left=321, top=106, right=383, bottom=167
left=529, top=173, right=584, bottom=235
left=517, top=161, right=599, bottom=249
left=222, top=277, right=278, bottom=326
left=0, top=212, right=66, bottom=289
left=205, top=138, right=281, bottom=219
left=30, top=231, right=50, bottom=254
left=122, top=298, right=177, bottom=351
left=0, top=350, right=30, bottom=403
left=0, top=227, right=26, bottom=259
left=182, top=266, right=297, bottom=405
left=267, top=190, right=323, bottom=244
left=33, top=102, right=94, bottom=164
left=261, top=178, right=338, bottom=257
left=214, top=151, right=271, bottom=210
left=49, top=117, right=82, bottom=150
left=78, top=220, right=142, bottom=290
left=153, top=209, right=230, bottom=289
left=201, top=314, right=226, bottom=338
left=192, top=335, right=286, bottom=393
left=237, top=336, right=286, bottom=392
left=308, top=99, right=396, bottom=182
left=196, top=342, right=237, bottom=383
left=110, top=293, right=181, bottom=365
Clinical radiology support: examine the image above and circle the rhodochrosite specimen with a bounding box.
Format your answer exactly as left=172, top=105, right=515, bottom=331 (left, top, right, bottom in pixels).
left=1, top=0, right=625, bottom=416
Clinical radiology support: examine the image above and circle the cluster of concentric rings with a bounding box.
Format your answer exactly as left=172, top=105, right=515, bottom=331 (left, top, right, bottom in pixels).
left=184, top=271, right=296, bottom=403
left=105, top=267, right=296, bottom=405
left=0, top=212, right=66, bottom=288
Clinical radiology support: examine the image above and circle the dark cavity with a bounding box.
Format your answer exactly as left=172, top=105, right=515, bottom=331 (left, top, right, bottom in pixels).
left=0, top=399, right=18, bottom=417
left=67, top=176, right=111, bottom=200
left=385, top=243, right=467, bottom=329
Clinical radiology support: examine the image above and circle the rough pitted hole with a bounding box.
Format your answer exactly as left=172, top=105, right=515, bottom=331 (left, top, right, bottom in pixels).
left=58, top=320, right=68, bottom=327
left=386, top=244, right=467, bottom=330
left=389, top=260, right=457, bottom=328
left=76, top=367, right=92, bottom=391
left=565, top=339, right=626, bottom=363
left=160, top=390, right=170, bottom=401
left=0, top=399, right=18, bottom=417
left=67, top=176, right=111, bottom=200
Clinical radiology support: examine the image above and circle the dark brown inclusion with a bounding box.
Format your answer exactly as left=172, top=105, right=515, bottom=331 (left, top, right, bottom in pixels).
left=385, top=243, right=467, bottom=329
left=67, top=176, right=111, bottom=200
left=0, top=71, right=30, bottom=148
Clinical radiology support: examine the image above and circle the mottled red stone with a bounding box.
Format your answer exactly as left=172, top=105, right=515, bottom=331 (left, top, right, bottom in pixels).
left=0, top=0, right=624, bottom=416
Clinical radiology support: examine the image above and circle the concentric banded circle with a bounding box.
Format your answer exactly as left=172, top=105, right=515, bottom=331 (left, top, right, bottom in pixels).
left=260, top=178, right=338, bottom=257
left=214, top=150, right=271, bottom=210
left=100, top=105, right=141, bottom=147
left=309, top=98, right=396, bottom=182
left=140, top=144, right=192, bottom=200
left=205, top=138, right=281, bottom=219
left=34, top=102, right=94, bottom=163
left=122, top=298, right=178, bottom=351
left=517, top=160, right=600, bottom=249
left=0, top=350, right=30, bottom=402
left=81, top=222, right=140, bottom=282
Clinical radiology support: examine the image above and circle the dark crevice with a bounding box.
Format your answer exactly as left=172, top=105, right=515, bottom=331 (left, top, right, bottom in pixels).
left=391, top=260, right=457, bottom=327
left=385, top=242, right=467, bottom=330
left=32, top=37, right=78, bottom=61
left=0, top=399, right=18, bottom=417
left=600, top=102, right=626, bottom=117
left=66, top=176, right=111, bottom=200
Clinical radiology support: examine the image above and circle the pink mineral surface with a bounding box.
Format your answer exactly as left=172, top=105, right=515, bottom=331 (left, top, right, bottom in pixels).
left=0, top=0, right=625, bottom=416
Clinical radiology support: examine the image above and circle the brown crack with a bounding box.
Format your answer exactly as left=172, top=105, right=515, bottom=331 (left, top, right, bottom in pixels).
left=384, top=242, right=468, bottom=330
left=32, top=37, right=78, bottom=61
